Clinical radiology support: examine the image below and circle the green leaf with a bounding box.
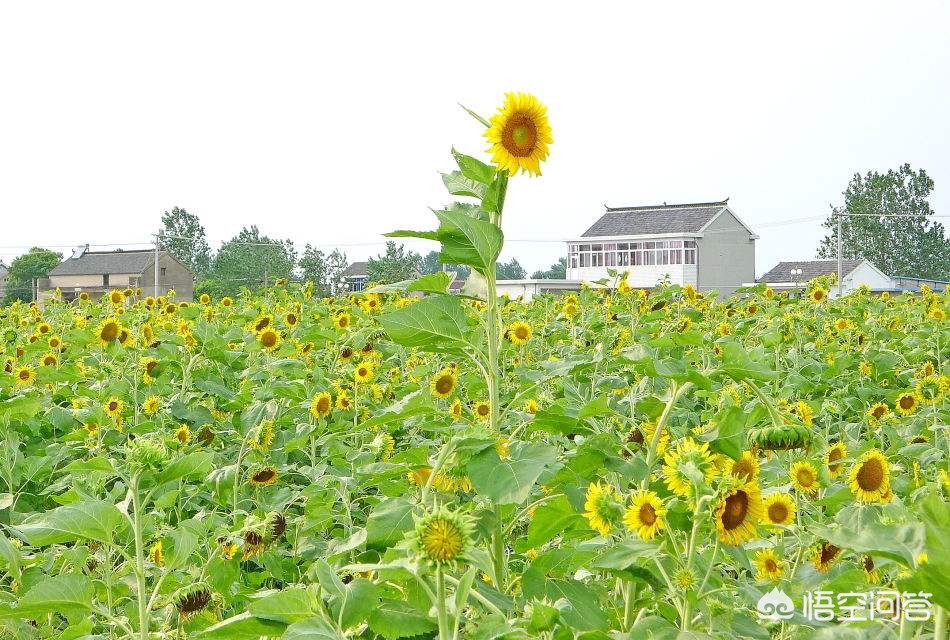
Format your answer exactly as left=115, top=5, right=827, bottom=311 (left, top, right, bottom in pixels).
left=811, top=522, right=924, bottom=566
left=379, top=295, right=472, bottom=354
left=284, top=617, right=346, bottom=640
left=313, top=560, right=346, bottom=598
left=154, top=451, right=214, bottom=486
left=718, top=341, right=775, bottom=382
left=526, top=495, right=582, bottom=548
left=708, top=406, right=746, bottom=461
left=61, top=457, right=116, bottom=475
left=359, top=391, right=431, bottom=430
left=442, top=171, right=487, bottom=199
left=196, top=612, right=288, bottom=640
left=468, top=442, right=557, bottom=505
left=337, top=578, right=379, bottom=630
left=367, top=599, right=436, bottom=640
left=0, top=396, right=43, bottom=420
left=17, top=499, right=126, bottom=547
left=522, top=572, right=608, bottom=631
left=0, top=574, right=92, bottom=621
left=433, top=208, right=503, bottom=273
left=163, top=520, right=201, bottom=570
left=579, top=395, right=613, bottom=419
left=452, top=148, right=495, bottom=185
left=248, top=587, right=316, bottom=623
left=366, top=271, right=455, bottom=295
left=365, top=497, right=415, bottom=550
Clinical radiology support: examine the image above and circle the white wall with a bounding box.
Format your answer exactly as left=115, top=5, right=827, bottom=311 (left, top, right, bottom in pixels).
left=842, top=262, right=894, bottom=294
left=567, top=263, right=696, bottom=288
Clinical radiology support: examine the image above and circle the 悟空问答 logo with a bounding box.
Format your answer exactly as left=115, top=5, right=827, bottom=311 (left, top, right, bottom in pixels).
left=757, top=588, right=795, bottom=621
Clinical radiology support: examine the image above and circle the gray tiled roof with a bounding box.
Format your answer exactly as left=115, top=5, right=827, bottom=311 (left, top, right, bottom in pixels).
left=343, top=261, right=368, bottom=277
left=758, top=259, right=863, bottom=283
left=581, top=200, right=729, bottom=237
left=49, top=250, right=157, bottom=276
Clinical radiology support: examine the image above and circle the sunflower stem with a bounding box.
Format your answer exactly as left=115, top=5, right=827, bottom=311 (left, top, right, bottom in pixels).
left=130, top=473, right=149, bottom=640
left=622, top=580, right=638, bottom=631
left=435, top=566, right=451, bottom=640
left=934, top=606, right=947, bottom=640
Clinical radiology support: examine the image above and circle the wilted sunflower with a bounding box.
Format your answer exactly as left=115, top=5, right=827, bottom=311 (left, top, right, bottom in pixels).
left=484, top=92, right=553, bottom=176
left=825, top=442, right=848, bottom=478
left=662, top=438, right=716, bottom=500
left=472, top=400, right=491, bottom=421
left=789, top=460, right=819, bottom=494
left=257, top=327, right=281, bottom=351
left=13, top=365, right=36, bottom=386
left=714, top=482, right=763, bottom=545
left=105, top=397, right=124, bottom=418
left=429, top=368, right=458, bottom=399
left=813, top=542, right=842, bottom=573
left=762, top=492, right=796, bottom=530
left=863, top=556, right=881, bottom=584
left=507, top=321, right=533, bottom=345
left=623, top=490, right=667, bottom=541
left=143, top=395, right=161, bottom=415
left=849, top=449, right=890, bottom=503
left=175, top=424, right=192, bottom=446
left=412, top=507, right=475, bottom=566
left=173, top=583, right=213, bottom=616
left=248, top=467, right=278, bottom=486
left=583, top=481, right=622, bottom=536
left=96, top=317, right=122, bottom=346
left=754, top=548, right=784, bottom=581
left=310, top=392, right=332, bottom=418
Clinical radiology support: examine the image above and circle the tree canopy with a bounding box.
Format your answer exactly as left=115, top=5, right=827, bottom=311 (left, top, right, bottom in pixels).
left=161, top=207, right=212, bottom=278
left=816, top=164, right=950, bottom=280
left=3, top=247, right=62, bottom=304
left=208, top=226, right=297, bottom=295
left=495, top=257, right=527, bottom=280
left=366, top=241, right=422, bottom=284
left=532, top=257, right=567, bottom=279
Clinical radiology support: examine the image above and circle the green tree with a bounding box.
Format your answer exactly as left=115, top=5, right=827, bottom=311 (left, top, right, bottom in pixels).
left=532, top=257, right=567, bottom=279
left=420, top=250, right=471, bottom=278
left=366, top=241, right=422, bottom=284
left=299, top=245, right=330, bottom=296
left=495, top=257, right=527, bottom=280
left=325, top=249, right=349, bottom=295
left=161, top=207, right=212, bottom=278
left=3, top=247, right=62, bottom=303
left=207, top=226, right=297, bottom=295
left=817, top=164, right=950, bottom=279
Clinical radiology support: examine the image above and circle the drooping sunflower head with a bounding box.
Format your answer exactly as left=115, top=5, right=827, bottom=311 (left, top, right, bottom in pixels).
left=264, top=511, right=287, bottom=542
left=813, top=542, right=842, bottom=573
left=310, top=392, right=332, bottom=418
left=583, top=481, right=623, bottom=536
left=484, top=92, right=553, bottom=177
left=507, top=321, right=533, bottom=345
left=825, top=442, right=848, bottom=478
left=173, top=583, right=214, bottom=617
left=754, top=548, right=784, bottom=582
left=429, top=368, right=458, bottom=399
left=762, top=492, right=796, bottom=529
left=412, top=507, right=475, bottom=567
left=248, top=466, right=278, bottom=486
left=849, top=449, right=890, bottom=503
left=714, top=482, right=763, bottom=546
left=789, top=460, right=820, bottom=494
left=251, top=314, right=273, bottom=333
left=623, top=490, right=667, bottom=541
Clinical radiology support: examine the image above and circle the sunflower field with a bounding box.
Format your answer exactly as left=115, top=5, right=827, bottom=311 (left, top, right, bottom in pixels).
left=1, top=95, right=949, bottom=640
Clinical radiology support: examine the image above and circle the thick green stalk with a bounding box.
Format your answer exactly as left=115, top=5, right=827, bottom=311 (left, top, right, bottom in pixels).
left=622, top=581, right=638, bottom=630
left=436, top=567, right=451, bottom=640
left=130, top=473, right=149, bottom=640
left=935, top=607, right=947, bottom=640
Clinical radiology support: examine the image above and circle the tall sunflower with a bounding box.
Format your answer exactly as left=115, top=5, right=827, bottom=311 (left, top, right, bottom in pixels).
left=484, top=92, right=553, bottom=176
left=662, top=438, right=716, bottom=500
left=583, top=481, right=622, bottom=536
left=714, top=482, right=763, bottom=546
left=623, top=490, right=667, bottom=541
left=848, top=449, right=890, bottom=503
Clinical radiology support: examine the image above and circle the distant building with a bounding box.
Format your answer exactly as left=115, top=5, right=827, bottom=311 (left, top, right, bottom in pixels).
left=343, top=261, right=368, bottom=292
left=756, top=259, right=894, bottom=297
left=0, top=261, right=8, bottom=299
left=37, top=247, right=194, bottom=302
left=892, top=275, right=950, bottom=293
left=566, top=199, right=757, bottom=298
left=496, top=279, right=582, bottom=302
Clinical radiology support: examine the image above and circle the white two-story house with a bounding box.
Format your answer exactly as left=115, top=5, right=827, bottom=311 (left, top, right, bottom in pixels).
left=566, top=199, right=757, bottom=298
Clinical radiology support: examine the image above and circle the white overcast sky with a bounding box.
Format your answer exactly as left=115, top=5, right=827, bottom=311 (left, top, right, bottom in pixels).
left=2, top=2, right=949, bottom=276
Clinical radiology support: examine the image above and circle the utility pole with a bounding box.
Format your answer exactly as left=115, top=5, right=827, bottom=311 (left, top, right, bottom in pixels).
left=836, top=212, right=843, bottom=298
left=154, top=231, right=161, bottom=297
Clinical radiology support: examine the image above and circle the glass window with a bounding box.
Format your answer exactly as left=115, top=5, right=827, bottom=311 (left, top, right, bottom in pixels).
left=580, top=253, right=589, bottom=267
left=591, top=244, right=602, bottom=251
left=605, top=251, right=616, bottom=266
left=618, top=252, right=629, bottom=266
left=618, top=243, right=628, bottom=250
left=580, top=244, right=590, bottom=252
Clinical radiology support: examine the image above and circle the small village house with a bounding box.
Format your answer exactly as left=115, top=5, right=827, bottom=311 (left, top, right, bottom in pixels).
left=0, top=262, right=8, bottom=300
left=343, top=261, right=368, bottom=292
left=566, top=199, right=757, bottom=298
left=37, top=246, right=194, bottom=302
left=755, top=259, right=894, bottom=297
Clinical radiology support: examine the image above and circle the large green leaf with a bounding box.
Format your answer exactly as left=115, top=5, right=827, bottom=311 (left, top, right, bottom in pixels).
left=442, top=171, right=486, bottom=199
left=17, top=499, right=127, bottom=546
left=365, top=497, right=415, bottom=550
left=283, top=617, right=346, bottom=640
left=248, top=587, right=316, bottom=623
left=367, top=272, right=455, bottom=296
left=526, top=495, right=583, bottom=548
left=336, top=578, right=379, bottom=630
left=433, top=208, right=503, bottom=272
left=0, top=575, right=92, bottom=621
left=452, top=148, right=495, bottom=185
left=811, top=522, right=924, bottom=566
left=379, top=295, right=472, bottom=354
left=153, top=451, right=214, bottom=486
left=717, top=341, right=776, bottom=382
left=196, top=612, right=287, bottom=639
left=468, top=442, right=557, bottom=505
left=367, top=599, right=436, bottom=640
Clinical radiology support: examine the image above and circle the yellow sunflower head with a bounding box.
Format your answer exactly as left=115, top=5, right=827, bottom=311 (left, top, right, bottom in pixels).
left=257, top=327, right=281, bottom=351
left=354, top=362, right=375, bottom=385
left=849, top=449, right=891, bottom=503
left=714, top=482, right=763, bottom=546
left=429, top=368, right=458, bottom=399
left=412, top=506, right=475, bottom=567
left=143, top=395, right=161, bottom=415
left=813, top=542, right=843, bottom=573
left=472, top=400, right=491, bottom=421
left=13, top=365, right=36, bottom=386
left=623, top=490, right=667, bottom=541
left=825, top=442, right=848, bottom=478
left=105, top=396, right=124, bottom=418
left=894, top=390, right=920, bottom=416
left=175, top=424, right=192, bottom=446
left=728, top=451, right=760, bottom=483
left=789, top=460, right=819, bottom=494
left=310, top=392, right=332, bottom=419
left=583, top=481, right=622, bottom=536
left=662, top=438, right=715, bottom=499
left=754, top=548, right=784, bottom=582
left=484, top=92, right=552, bottom=177
left=809, top=287, right=827, bottom=303
left=507, top=321, right=533, bottom=345
left=335, top=312, right=352, bottom=331
left=96, top=317, right=122, bottom=346
left=762, top=492, right=796, bottom=529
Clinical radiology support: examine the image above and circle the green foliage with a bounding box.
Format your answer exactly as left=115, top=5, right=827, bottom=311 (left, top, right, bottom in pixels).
left=366, top=241, right=422, bottom=285
left=2, top=247, right=62, bottom=303
left=209, top=225, right=297, bottom=295
left=161, top=206, right=212, bottom=278
left=495, top=257, right=527, bottom=280
left=817, top=163, right=950, bottom=280
left=532, top=257, right=567, bottom=279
